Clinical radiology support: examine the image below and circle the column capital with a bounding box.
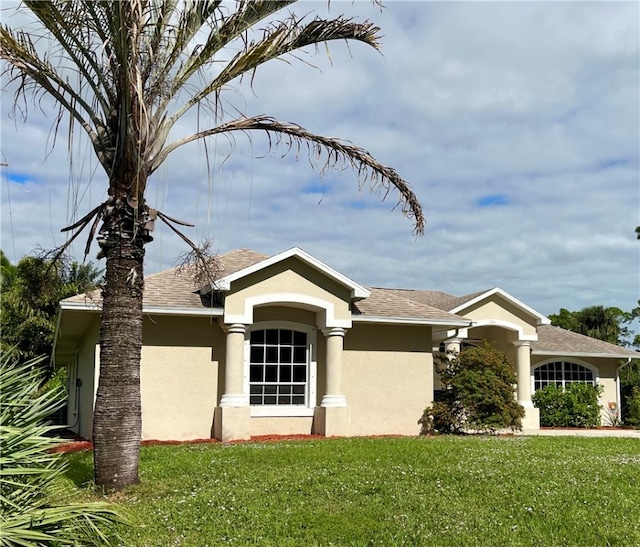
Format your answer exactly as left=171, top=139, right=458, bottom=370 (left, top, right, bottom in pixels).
left=322, top=326, right=346, bottom=338
left=513, top=340, right=531, bottom=348
left=221, top=323, right=248, bottom=335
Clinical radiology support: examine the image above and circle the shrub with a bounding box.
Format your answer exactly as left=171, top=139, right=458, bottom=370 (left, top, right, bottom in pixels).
left=0, top=350, right=122, bottom=545
left=621, top=361, right=640, bottom=427
left=625, top=386, right=640, bottom=427
left=419, top=344, right=525, bottom=434
left=532, top=383, right=603, bottom=428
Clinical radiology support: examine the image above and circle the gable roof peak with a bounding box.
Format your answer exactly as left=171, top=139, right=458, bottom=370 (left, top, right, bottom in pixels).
left=450, top=287, right=551, bottom=325
left=212, top=246, right=370, bottom=300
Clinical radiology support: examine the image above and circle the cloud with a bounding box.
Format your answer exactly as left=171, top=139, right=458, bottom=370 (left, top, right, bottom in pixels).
left=1, top=0, right=638, bottom=322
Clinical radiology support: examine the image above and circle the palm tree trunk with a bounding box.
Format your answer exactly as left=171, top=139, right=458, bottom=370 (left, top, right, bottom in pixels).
left=93, top=223, right=145, bottom=490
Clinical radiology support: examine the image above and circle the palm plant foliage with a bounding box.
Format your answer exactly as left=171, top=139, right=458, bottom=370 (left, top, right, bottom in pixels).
left=0, top=351, right=121, bottom=546
left=1, top=0, right=424, bottom=490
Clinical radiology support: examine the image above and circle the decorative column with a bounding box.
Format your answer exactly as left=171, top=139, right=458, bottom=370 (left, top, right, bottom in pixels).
left=214, top=323, right=250, bottom=441
left=513, top=340, right=540, bottom=430
left=314, top=327, right=349, bottom=436
left=321, top=327, right=347, bottom=408
left=445, top=338, right=461, bottom=357
left=220, top=324, right=248, bottom=407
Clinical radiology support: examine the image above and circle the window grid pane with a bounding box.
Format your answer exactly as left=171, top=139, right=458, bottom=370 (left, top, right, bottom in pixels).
left=533, top=361, right=595, bottom=392
left=249, top=329, right=308, bottom=406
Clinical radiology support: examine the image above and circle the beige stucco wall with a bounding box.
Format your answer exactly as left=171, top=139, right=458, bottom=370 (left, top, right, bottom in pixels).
left=225, top=259, right=352, bottom=324
left=462, top=298, right=538, bottom=337
left=343, top=323, right=433, bottom=436
left=250, top=417, right=314, bottom=436
left=140, top=316, right=223, bottom=440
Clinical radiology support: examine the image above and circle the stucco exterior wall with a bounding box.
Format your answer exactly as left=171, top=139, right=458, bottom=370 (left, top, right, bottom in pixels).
left=225, top=259, right=352, bottom=324
left=462, top=298, right=538, bottom=337
left=250, top=417, right=314, bottom=436
left=139, top=316, right=223, bottom=440
left=344, top=323, right=432, bottom=436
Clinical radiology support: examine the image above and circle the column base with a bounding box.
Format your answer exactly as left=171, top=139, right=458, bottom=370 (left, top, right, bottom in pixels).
left=313, top=406, right=349, bottom=437
left=213, top=406, right=250, bottom=442
left=521, top=406, right=540, bottom=430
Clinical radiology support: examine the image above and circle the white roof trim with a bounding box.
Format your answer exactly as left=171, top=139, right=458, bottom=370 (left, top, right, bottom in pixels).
left=353, top=315, right=471, bottom=327
left=450, top=287, right=551, bottom=325
left=532, top=350, right=640, bottom=359
left=60, top=301, right=223, bottom=317
left=212, top=247, right=371, bottom=299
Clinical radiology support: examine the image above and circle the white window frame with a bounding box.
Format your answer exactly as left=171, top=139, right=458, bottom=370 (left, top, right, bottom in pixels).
left=531, top=359, right=600, bottom=393
left=244, top=321, right=317, bottom=417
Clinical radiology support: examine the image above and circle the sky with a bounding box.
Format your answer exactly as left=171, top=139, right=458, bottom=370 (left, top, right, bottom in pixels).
left=1, top=1, right=639, bottom=321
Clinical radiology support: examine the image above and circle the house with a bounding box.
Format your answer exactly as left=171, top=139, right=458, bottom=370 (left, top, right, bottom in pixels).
left=53, top=247, right=640, bottom=441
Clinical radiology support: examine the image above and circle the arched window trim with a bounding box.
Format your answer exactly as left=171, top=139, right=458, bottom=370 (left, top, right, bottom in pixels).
left=530, top=358, right=600, bottom=393
left=244, top=321, right=317, bottom=417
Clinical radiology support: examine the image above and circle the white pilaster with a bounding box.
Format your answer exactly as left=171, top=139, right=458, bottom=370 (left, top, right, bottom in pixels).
left=513, top=340, right=539, bottom=430
left=220, top=323, right=248, bottom=407
left=321, top=327, right=347, bottom=408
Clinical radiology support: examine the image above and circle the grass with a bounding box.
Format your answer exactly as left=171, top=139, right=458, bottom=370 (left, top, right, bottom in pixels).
left=60, top=436, right=640, bottom=546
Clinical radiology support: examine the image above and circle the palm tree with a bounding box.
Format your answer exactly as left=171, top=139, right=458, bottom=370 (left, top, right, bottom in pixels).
left=1, top=1, right=424, bottom=490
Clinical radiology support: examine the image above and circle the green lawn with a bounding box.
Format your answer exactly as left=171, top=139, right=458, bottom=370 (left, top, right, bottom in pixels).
left=61, top=436, right=640, bottom=546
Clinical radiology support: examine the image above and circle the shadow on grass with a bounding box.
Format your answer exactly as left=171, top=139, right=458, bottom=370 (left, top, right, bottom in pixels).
left=62, top=451, right=95, bottom=487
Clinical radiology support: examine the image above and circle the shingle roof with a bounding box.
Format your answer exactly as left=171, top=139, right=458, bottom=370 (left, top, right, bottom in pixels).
left=64, top=248, right=268, bottom=310
left=532, top=324, right=640, bottom=358
left=353, top=288, right=469, bottom=324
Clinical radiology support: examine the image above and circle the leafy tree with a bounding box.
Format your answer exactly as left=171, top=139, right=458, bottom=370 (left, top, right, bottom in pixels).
left=0, top=254, right=102, bottom=363
left=1, top=1, right=424, bottom=489
left=549, top=304, right=637, bottom=347
left=0, top=250, right=17, bottom=292
left=0, top=350, right=121, bottom=545
left=419, top=344, right=525, bottom=434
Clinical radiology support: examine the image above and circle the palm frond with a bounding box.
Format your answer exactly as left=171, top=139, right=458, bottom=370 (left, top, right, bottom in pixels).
left=156, top=115, right=425, bottom=234
left=0, top=23, right=110, bottom=169
left=170, top=13, right=380, bottom=124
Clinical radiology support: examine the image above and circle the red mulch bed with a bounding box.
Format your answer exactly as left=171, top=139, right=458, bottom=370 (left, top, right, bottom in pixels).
left=51, top=434, right=331, bottom=454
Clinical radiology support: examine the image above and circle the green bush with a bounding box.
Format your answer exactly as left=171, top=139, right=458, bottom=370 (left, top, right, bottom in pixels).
left=621, top=361, right=640, bottom=427
left=625, top=386, right=640, bottom=427
left=0, top=350, right=122, bottom=546
left=419, top=344, right=525, bottom=434
left=533, top=383, right=603, bottom=428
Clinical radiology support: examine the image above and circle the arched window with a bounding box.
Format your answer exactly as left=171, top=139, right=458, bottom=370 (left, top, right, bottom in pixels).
left=245, top=322, right=317, bottom=416
left=533, top=361, right=595, bottom=391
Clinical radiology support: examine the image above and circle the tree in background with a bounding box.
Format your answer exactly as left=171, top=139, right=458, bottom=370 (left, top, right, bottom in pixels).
left=419, top=344, right=525, bottom=435
left=1, top=250, right=17, bottom=290
left=1, top=1, right=424, bottom=489
left=0, top=253, right=102, bottom=363
left=549, top=304, right=639, bottom=347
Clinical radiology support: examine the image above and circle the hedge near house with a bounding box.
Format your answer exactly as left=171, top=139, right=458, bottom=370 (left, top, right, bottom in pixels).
left=532, top=383, right=603, bottom=428
left=419, top=344, right=525, bottom=434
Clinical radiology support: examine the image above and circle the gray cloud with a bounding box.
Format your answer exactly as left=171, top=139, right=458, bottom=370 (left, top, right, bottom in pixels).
left=1, top=1, right=638, bottom=321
